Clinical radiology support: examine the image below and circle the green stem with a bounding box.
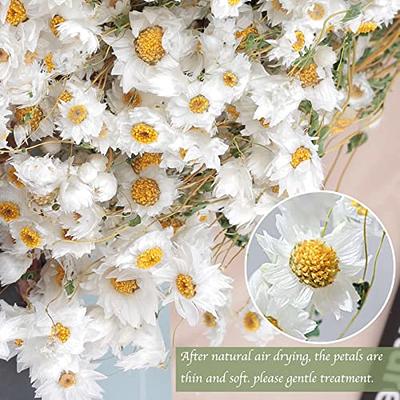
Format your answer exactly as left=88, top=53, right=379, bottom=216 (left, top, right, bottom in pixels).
left=362, top=211, right=369, bottom=280
left=321, top=207, right=334, bottom=237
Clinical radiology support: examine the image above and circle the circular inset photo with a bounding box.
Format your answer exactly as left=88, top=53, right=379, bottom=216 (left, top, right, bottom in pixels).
left=245, top=191, right=395, bottom=343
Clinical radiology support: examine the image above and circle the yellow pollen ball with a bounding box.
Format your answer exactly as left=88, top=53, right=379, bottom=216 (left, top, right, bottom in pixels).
left=7, top=167, right=24, bottom=188
left=290, top=146, right=312, bottom=168
left=14, top=338, right=24, bottom=347
left=289, top=239, right=340, bottom=288
left=0, top=49, right=10, bottom=63
left=134, top=26, right=166, bottom=65
left=203, top=312, right=217, bottom=328
left=0, top=201, right=21, bottom=222
left=6, top=0, right=27, bottom=26
left=267, top=316, right=281, bottom=330
left=259, top=117, right=270, bottom=128
left=223, top=71, right=239, bottom=87
left=131, top=123, right=158, bottom=144
left=58, top=372, right=76, bottom=389
left=131, top=178, right=160, bottom=206
left=243, top=311, right=261, bottom=332
left=49, top=15, right=65, bottom=37
left=59, top=90, right=73, bottom=103
left=67, top=105, right=88, bottom=124
left=292, top=31, right=305, bottom=52
left=189, top=95, right=209, bottom=114
left=51, top=322, right=71, bottom=343
left=44, top=53, right=55, bottom=73
left=351, top=200, right=368, bottom=216
left=307, top=3, right=325, bottom=20
left=132, top=152, right=162, bottom=174
left=15, top=106, right=44, bottom=131
left=176, top=274, right=196, bottom=299
left=136, top=247, right=163, bottom=269
left=19, top=226, right=42, bottom=248
left=228, top=0, right=240, bottom=6
left=111, top=278, right=140, bottom=295
left=357, top=21, right=378, bottom=34
left=298, top=63, right=320, bottom=87
left=271, top=184, right=280, bottom=194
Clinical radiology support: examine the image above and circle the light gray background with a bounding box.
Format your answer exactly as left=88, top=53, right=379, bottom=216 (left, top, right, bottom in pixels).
left=246, top=192, right=395, bottom=342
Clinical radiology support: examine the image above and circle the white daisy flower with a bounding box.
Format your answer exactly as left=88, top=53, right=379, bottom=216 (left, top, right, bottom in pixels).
left=117, top=165, right=179, bottom=217
left=90, top=267, right=160, bottom=327
left=167, top=80, right=225, bottom=131
left=57, top=86, right=105, bottom=144
left=349, top=73, right=375, bottom=110
left=0, top=251, right=32, bottom=284
left=211, top=0, right=246, bottom=19
left=267, top=126, right=323, bottom=196
left=116, top=107, right=175, bottom=156
left=256, top=205, right=366, bottom=319
left=157, top=245, right=232, bottom=326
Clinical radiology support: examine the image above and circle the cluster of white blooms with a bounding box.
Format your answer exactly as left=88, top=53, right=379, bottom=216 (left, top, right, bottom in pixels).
left=0, top=0, right=398, bottom=397
left=250, top=195, right=385, bottom=341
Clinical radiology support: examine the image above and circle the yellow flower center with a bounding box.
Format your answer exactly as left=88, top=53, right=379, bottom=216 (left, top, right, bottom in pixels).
left=203, top=312, right=217, bottom=328
left=223, top=71, right=239, bottom=87
left=24, top=50, right=37, bottom=65
left=14, top=338, right=24, bottom=347
left=136, top=247, right=163, bottom=269
left=111, top=278, right=140, bottom=295
left=51, top=322, right=71, bottom=343
left=298, top=63, right=320, bottom=87
left=7, top=167, right=24, bottom=188
left=271, top=184, right=280, bottom=194
left=30, top=189, right=58, bottom=206
left=44, top=53, right=55, bottom=73
left=131, top=177, right=160, bottom=206
left=290, top=146, right=312, bottom=168
left=267, top=316, right=282, bottom=330
left=189, top=95, right=209, bottom=114
left=58, top=372, right=76, bottom=389
left=15, top=106, right=44, bottom=131
left=134, top=26, right=166, bottom=65
left=0, top=201, right=21, bottom=222
left=307, top=3, right=325, bottom=20
left=131, top=123, right=158, bottom=144
left=292, top=31, right=305, bottom=52
left=19, top=226, right=42, bottom=248
left=226, top=104, right=240, bottom=119
left=0, top=49, right=10, bottom=63
left=228, top=0, right=240, bottom=6
left=243, top=311, right=261, bottom=332
left=235, top=25, right=258, bottom=50
left=122, top=90, right=142, bottom=108
left=351, top=200, right=368, bottom=216
left=259, top=117, right=270, bottom=128
left=6, top=0, right=27, bottom=26
left=67, top=105, right=88, bottom=125
left=49, top=15, right=65, bottom=37
left=289, top=239, right=340, bottom=288
left=54, top=264, right=65, bottom=287
left=176, top=273, right=196, bottom=299
left=179, top=148, right=187, bottom=160
left=357, top=21, right=378, bottom=34
left=59, top=90, right=73, bottom=103
left=132, top=152, right=162, bottom=173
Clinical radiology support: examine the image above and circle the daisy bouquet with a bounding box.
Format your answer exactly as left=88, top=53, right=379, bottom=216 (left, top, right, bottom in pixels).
left=0, top=0, right=398, bottom=397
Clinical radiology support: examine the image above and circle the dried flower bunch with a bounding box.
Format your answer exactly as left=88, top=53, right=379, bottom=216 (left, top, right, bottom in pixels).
left=0, top=0, right=399, bottom=398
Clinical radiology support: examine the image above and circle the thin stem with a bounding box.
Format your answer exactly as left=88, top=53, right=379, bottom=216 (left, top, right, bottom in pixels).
left=335, top=148, right=358, bottom=191
left=362, top=211, right=369, bottom=280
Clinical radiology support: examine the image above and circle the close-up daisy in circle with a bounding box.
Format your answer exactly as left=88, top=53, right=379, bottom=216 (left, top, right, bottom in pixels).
left=246, top=191, right=395, bottom=342
left=116, top=107, right=175, bottom=156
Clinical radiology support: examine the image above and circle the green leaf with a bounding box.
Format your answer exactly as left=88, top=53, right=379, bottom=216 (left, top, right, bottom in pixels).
left=342, top=3, right=362, bottom=23
left=298, top=100, right=312, bottom=114
left=64, top=280, right=75, bottom=296
left=128, top=215, right=141, bottom=227
left=317, top=126, right=330, bottom=156
left=347, top=132, right=368, bottom=153
left=353, top=281, right=370, bottom=309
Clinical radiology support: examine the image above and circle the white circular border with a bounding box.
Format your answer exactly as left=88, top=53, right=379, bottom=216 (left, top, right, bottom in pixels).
left=244, top=189, right=397, bottom=345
